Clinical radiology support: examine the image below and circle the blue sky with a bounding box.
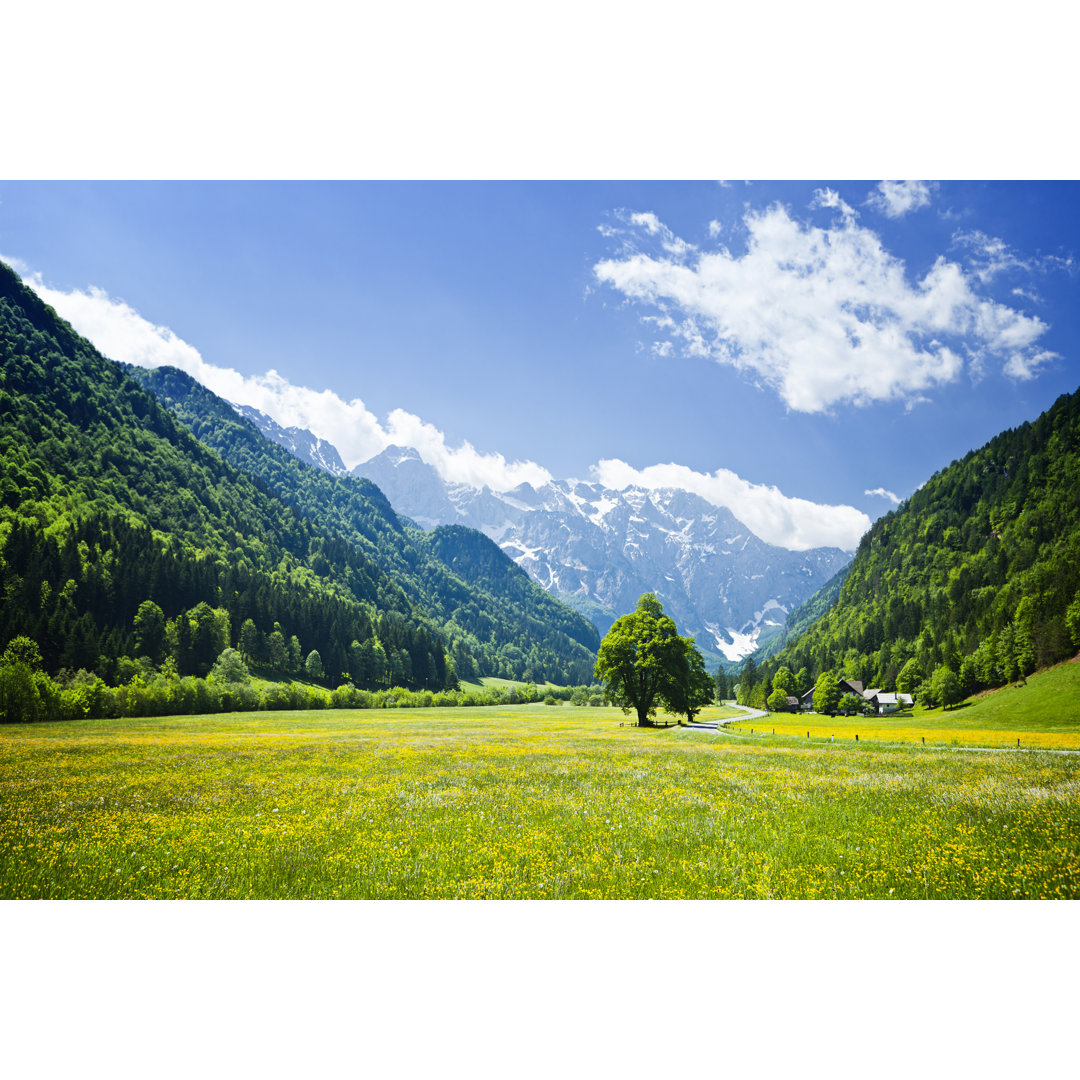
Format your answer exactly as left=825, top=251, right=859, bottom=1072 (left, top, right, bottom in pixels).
left=2, top=180, right=1078, bottom=550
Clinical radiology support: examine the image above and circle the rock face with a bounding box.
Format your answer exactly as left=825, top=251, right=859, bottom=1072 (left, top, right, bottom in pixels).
left=354, top=447, right=851, bottom=662
left=229, top=402, right=348, bottom=475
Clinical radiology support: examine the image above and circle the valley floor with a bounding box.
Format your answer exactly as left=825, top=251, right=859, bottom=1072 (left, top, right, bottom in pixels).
left=2, top=703, right=1076, bottom=900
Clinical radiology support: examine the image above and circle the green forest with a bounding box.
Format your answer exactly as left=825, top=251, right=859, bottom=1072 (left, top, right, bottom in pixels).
left=0, top=261, right=597, bottom=721
left=739, top=384, right=1080, bottom=709
left=128, top=364, right=598, bottom=683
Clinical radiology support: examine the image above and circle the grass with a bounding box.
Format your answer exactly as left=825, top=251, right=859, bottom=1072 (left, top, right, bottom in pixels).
left=455, top=676, right=564, bottom=694
left=730, top=656, right=1080, bottom=749
left=1, top=702, right=1076, bottom=900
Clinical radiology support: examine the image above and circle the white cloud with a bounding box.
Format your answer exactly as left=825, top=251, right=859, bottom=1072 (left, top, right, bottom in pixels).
left=14, top=267, right=552, bottom=491
left=380, top=408, right=552, bottom=489
left=617, top=209, right=696, bottom=258
left=592, top=458, right=871, bottom=551
left=593, top=203, right=1052, bottom=412
left=1003, top=349, right=1056, bottom=380
left=630, top=211, right=663, bottom=234
left=953, top=228, right=1075, bottom=284
left=811, top=186, right=857, bottom=221
left=865, top=487, right=901, bottom=504
left=0, top=252, right=31, bottom=276
left=867, top=180, right=937, bottom=218
left=1012, top=286, right=1042, bottom=304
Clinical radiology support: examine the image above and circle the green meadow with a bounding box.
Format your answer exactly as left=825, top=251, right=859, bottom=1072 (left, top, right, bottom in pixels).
left=1, top=701, right=1076, bottom=900
left=730, top=656, right=1080, bottom=749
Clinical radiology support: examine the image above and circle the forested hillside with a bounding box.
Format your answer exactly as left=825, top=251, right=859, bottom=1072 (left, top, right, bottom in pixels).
left=0, top=261, right=595, bottom=694
left=747, top=386, right=1080, bottom=704
left=130, top=365, right=598, bottom=683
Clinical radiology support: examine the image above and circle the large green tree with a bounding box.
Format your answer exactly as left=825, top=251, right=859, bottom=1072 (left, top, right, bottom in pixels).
left=896, top=657, right=922, bottom=695
left=594, top=594, right=686, bottom=727
left=665, top=637, right=716, bottom=724
left=928, top=664, right=962, bottom=710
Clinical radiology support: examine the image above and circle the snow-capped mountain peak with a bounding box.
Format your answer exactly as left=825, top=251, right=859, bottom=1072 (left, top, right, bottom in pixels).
left=235, top=406, right=850, bottom=663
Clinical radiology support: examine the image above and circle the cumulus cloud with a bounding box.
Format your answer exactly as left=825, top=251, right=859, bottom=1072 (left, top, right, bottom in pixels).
left=13, top=267, right=552, bottom=490
left=380, top=409, right=552, bottom=489
left=1003, top=349, right=1056, bottom=380
left=867, top=180, right=937, bottom=218
left=865, top=487, right=901, bottom=504
left=593, top=202, right=1053, bottom=412
left=593, top=459, right=871, bottom=551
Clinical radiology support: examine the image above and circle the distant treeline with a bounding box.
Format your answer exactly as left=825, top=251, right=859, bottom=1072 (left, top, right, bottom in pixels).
left=0, top=634, right=609, bottom=723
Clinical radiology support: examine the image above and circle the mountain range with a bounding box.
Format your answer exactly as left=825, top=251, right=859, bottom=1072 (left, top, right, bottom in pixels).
left=234, top=402, right=851, bottom=663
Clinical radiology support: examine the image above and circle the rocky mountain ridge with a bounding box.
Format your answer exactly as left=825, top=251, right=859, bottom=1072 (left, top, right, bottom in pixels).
left=235, top=406, right=851, bottom=663
left=353, top=446, right=850, bottom=661
left=229, top=402, right=348, bottom=475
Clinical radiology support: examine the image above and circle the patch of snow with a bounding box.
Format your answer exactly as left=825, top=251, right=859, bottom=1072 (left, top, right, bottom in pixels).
left=716, top=627, right=760, bottom=661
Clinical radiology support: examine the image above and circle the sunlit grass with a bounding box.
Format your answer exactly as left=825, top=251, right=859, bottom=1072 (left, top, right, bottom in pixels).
left=1, top=703, right=1076, bottom=899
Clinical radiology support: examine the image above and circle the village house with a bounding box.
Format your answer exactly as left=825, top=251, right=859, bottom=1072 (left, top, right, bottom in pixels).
left=863, top=690, right=914, bottom=714
left=799, top=678, right=915, bottom=715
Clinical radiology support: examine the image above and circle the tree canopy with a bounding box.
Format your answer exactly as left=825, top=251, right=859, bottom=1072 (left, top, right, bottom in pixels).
left=594, top=594, right=714, bottom=726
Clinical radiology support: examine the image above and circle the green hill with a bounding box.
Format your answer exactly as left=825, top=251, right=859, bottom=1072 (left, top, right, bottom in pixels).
left=750, top=385, right=1080, bottom=700
left=0, top=260, right=596, bottom=689
left=129, top=365, right=598, bottom=683
left=915, top=654, right=1080, bottom=740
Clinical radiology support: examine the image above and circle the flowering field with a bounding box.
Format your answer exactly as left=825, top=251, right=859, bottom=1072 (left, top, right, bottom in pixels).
left=1, top=703, right=1077, bottom=899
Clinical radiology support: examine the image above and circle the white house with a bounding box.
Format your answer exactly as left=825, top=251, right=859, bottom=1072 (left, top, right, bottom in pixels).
left=864, top=690, right=914, bottom=714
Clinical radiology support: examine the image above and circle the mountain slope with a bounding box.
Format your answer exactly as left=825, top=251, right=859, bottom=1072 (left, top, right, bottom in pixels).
left=129, top=365, right=599, bottom=684
left=0, top=260, right=596, bottom=687
left=756, top=384, right=1080, bottom=694
left=0, top=261, right=410, bottom=682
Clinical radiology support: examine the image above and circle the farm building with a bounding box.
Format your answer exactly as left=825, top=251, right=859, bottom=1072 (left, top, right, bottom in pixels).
left=864, top=690, right=914, bottom=714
